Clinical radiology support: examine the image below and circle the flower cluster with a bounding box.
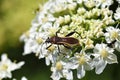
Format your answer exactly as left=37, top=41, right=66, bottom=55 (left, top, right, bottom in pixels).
left=21, top=0, right=120, bottom=80
left=0, top=54, right=25, bottom=80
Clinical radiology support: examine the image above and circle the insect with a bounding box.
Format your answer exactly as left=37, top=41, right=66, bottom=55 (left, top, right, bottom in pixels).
left=107, top=40, right=116, bottom=47
left=45, top=31, right=80, bottom=53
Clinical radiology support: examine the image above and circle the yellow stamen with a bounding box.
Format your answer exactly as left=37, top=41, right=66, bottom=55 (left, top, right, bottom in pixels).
left=78, top=55, right=86, bottom=65
left=47, top=45, right=55, bottom=52
left=36, top=38, right=43, bottom=44
left=0, top=64, right=8, bottom=71
left=56, top=61, right=63, bottom=70
left=85, top=38, right=93, bottom=49
left=100, top=49, right=108, bottom=58
left=111, top=31, right=118, bottom=39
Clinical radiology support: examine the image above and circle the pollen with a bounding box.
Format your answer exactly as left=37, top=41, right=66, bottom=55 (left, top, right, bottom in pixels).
left=0, top=64, right=8, bottom=71
left=100, top=49, right=108, bottom=58
left=111, top=31, right=118, bottom=39
left=47, top=45, right=55, bottom=52
left=56, top=61, right=63, bottom=70
left=85, top=38, right=93, bottom=49
left=36, top=38, right=43, bottom=44
left=78, top=55, right=86, bottom=65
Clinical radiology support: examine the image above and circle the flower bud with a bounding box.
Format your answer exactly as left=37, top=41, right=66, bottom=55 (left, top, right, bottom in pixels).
left=64, top=15, right=71, bottom=23
left=67, top=3, right=77, bottom=11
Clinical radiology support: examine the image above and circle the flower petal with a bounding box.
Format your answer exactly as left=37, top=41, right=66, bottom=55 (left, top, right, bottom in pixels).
left=84, top=62, right=93, bottom=70
left=51, top=71, right=62, bottom=80
left=95, top=59, right=107, bottom=74
left=77, top=66, right=85, bottom=79
left=106, top=53, right=118, bottom=64
left=63, top=69, right=73, bottom=80
left=1, top=54, right=8, bottom=61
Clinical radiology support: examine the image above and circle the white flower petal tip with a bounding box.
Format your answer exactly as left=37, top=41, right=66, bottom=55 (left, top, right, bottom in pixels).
left=0, top=54, right=25, bottom=79
left=95, top=60, right=107, bottom=74
left=21, top=76, right=28, bottom=80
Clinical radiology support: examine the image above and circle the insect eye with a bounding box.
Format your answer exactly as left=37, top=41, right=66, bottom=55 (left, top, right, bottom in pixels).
left=45, top=37, right=50, bottom=42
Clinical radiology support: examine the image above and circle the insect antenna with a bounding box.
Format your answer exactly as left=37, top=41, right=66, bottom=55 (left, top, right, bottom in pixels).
left=46, top=44, right=52, bottom=49
left=65, top=29, right=81, bottom=37
left=65, top=32, right=75, bottom=37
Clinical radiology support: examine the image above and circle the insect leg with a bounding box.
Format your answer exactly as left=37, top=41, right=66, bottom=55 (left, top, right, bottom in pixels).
left=46, top=44, right=52, bottom=49
left=57, top=45, right=61, bottom=53
left=63, top=44, right=72, bottom=49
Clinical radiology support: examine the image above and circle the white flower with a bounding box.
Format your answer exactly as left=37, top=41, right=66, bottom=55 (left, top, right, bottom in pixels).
left=43, top=22, right=60, bottom=37
left=51, top=61, right=73, bottom=80
left=104, top=26, right=120, bottom=43
left=67, top=2, right=77, bottom=11
left=22, top=39, right=35, bottom=55
left=69, top=51, right=93, bottom=79
left=51, top=0, right=68, bottom=13
left=93, top=24, right=104, bottom=38
left=84, top=38, right=94, bottom=49
left=83, top=0, right=95, bottom=9
left=114, top=40, right=120, bottom=52
left=64, top=15, right=71, bottom=24
left=21, top=76, right=27, bottom=80
left=77, top=7, right=86, bottom=15
left=38, top=13, right=55, bottom=24
left=93, top=43, right=118, bottom=74
left=20, top=31, right=30, bottom=42
left=94, top=0, right=113, bottom=8
left=114, top=6, right=120, bottom=20
left=43, top=45, right=58, bottom=66
left=0, top=54, right=25, bottom=79
left=30, top=32, right=48, bottom=58
left=22, top=31, right=47, bottom=56
left=77, top=0, right=83, bottom=4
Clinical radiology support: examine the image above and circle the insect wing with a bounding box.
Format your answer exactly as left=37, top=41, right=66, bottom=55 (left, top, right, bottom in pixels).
left=58, top=37, right=79, bottom=48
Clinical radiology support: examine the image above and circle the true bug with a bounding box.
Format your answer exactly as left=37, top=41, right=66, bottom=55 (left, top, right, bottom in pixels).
left=45, top=30, right=80, bottom=53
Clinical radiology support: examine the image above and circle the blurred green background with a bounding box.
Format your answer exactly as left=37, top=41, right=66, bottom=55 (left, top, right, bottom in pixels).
left=0, top=0, right=120, bottom=80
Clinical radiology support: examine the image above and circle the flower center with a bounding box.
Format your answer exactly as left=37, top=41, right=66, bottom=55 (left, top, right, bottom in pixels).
left=100, top=49, right=108, bottom=58
left=0, top=64, right=8, bottom=71
left=36, top=38, right=43, bottom=44
left=78, top=55, right=86, bottom=65
left=111, top=31, right=118, bottom=39
left=56, top=61, right=63, bottom=70
left=85, top=38, right=93, bottom=49
left=47, top=45, right=55, bottom=52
